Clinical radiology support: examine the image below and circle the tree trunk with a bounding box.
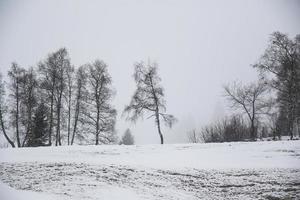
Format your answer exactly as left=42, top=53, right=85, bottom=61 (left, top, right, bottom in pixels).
left=0, top=107, right=15, bottom=147
left=71, top=119, right=77, bottom=145
left=48, top=87, right=54, bottom=146
left=15, top=86, right=21, bottom=147
left=96, top=133, right=99, bottom=145
left=56, top=90, right=63, bottom=146
left=288, top=112, right=294, bottom=140
left=96, top=110, right=100, bottom=145
left=155, top=112, right=163, bottom=144
left=56, top=104, right=61, bottom=146
left=250, top=97, right=256, bottom=141
left=250, top=119, right=256, bottom=141
left=71, top=101, right=80, bottom=145
left=22, top=129, right=30, bottom=147
left=22, top=104, right=33, bottom=147
left=149, top=75, right=164, bottom=145
left=95, top=83, right=100, bottom=145
left=67, top=89, right=71, bottom=145
left=289, top=126, right=294, bottom=140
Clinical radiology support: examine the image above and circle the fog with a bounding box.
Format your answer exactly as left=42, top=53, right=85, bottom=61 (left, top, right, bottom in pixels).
left=0, top=0, right=299, bottom=144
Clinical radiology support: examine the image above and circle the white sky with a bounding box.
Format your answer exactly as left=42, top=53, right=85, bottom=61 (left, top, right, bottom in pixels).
left=0, top=0, right=299, bottom=144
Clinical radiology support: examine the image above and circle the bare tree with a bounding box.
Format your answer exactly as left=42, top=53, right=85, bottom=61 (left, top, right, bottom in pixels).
left=224, top=81, right=269, bottom=140
left=39, top=52, right=58, bottom=146
left=65, top=65, right=75, bottom=145
left=84, top=60, right=117, bottom=145
left=8, top=62, right=25, bottom=147
left=0, top=73, right=15, bottom=147
left=54, top=49, right=70, bottom=146
left=123, top=61, right=177, bottom=144
left=20, top=67, right=38, bottom=147
left=71, top=65, right=88, bottom=145
left=39, top=48, right=70, bottom=146
left=254, top=32, right=300, bottom=139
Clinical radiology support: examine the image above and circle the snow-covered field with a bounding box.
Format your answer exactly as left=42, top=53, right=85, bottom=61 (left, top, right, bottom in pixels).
left=0, top=140, right=300, bottom=200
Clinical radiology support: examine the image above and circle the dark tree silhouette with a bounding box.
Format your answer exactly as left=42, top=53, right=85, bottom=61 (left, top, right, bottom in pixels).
left=27, top=102, right=48, bottom=147
left=224, top=81, right=270, bottom=140
left=254, top=32, right=300, bottom=139
left=123, top=61, right=176, bottom=144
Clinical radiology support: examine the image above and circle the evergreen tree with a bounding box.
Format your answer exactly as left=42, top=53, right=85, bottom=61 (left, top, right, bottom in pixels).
left=27, top=103, right=48, bottom=147
left=120, top=129, right=134, bottom=145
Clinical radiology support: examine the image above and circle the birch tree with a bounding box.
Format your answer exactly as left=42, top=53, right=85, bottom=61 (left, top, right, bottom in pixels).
left=20, top=67, right=38, bottom=147
left=66, top=65, right=75, bottom=145
left=84, top=60, right=117, bottom=145
left=71, top=65, right=88, bottom=145
left=39, top=48, right=70, bottom=145
left=123, top=61, right=176, bottom=144
left=8, top=62, right=25, bottom=147
left=0, top=73, right=15, bottom=147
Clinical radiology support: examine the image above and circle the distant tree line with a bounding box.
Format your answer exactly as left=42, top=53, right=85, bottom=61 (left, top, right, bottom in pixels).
left=0, top=49, right=176, bottom=147
left=188, top=32, right=300, bottom=143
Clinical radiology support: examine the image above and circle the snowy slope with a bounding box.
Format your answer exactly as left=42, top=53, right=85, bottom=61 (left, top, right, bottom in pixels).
left=0, top=140, right=300, bottom=199
left=0, top=140, right=299, bottom=169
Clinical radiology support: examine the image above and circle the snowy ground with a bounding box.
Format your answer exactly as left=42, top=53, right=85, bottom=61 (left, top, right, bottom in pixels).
left=0, top=140, right=300, bottom=200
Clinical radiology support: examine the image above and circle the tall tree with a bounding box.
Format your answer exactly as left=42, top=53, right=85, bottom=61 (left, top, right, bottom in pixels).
left=71, top=65, right=88, bottom=145
left=224, top=81, right=270, bottom=140
left=0, top=73, right=15, bottom=147
left=8, top=62, right=25, bottom=147
left=254, top=32, right=300, bottom=139
left=66, top=65, right=75, bottom=145
left=39, top=48, right=70, bottom=145
left=123, top=61, right=176, bottom=144
left=39, top=52, right=58, bottom=146
left=54, top=49, right=70, bottom=146
left=20, top=67, right=38, bottom=147
left=84, top=60, right=117, bottom=145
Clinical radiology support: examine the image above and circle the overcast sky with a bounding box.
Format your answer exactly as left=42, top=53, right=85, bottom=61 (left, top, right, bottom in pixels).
left=0, top=0, right=299, bottom=144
